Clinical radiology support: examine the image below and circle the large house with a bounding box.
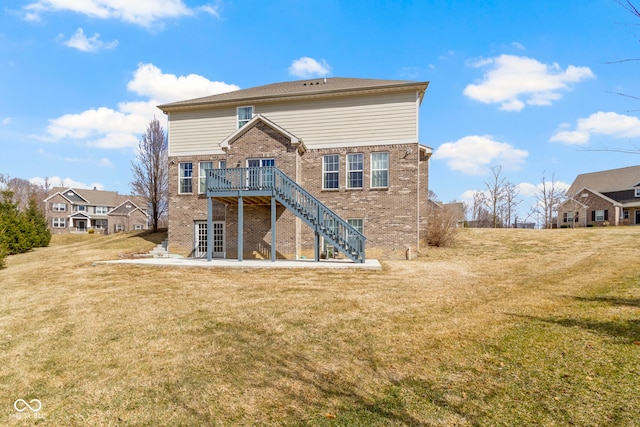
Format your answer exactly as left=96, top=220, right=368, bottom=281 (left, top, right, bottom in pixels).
left=45, top=187, right=148, bottom=234
left=557, top=165, right=640, bottom=227
left=158, top=77, right=432, bottom=261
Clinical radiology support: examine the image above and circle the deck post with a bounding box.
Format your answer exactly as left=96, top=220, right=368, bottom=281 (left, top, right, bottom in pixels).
left=238, top=194, right=243, bottom=262
left=207, top=196, right=213, bottom=261
left=271, top=194, right=276, bottom=262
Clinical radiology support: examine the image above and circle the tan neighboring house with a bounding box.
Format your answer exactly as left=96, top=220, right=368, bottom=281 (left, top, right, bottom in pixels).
left=44, top=187, right=149, bottom=234
left=557, top=165, right=640, bottom=227
left=158, top=77, right=432, bottom=261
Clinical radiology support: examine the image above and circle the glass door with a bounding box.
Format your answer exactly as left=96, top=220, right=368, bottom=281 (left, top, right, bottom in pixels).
left=247, top=158, right=275, bottom=189
left=195, top=221, right=225, bottom=258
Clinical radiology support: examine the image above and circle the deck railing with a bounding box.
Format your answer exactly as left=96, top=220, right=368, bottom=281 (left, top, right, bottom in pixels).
left=207, top=167, right=366, bottom=263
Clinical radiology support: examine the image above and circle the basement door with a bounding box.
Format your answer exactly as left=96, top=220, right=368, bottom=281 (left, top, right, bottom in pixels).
left=194, top=221, right=225, bottom=258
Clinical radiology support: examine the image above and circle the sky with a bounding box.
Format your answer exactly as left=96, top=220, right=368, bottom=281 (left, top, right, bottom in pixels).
left=1, top=0, right=639, bottom=224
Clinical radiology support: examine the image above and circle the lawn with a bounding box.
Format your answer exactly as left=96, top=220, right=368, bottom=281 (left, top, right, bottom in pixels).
left=1, top=227, right=639, bottom=426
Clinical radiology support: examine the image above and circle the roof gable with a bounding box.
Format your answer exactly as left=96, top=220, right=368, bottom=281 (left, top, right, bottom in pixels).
left=567, top=165, right=640, bottom=195
left=220, top=114, right=306, bottom=153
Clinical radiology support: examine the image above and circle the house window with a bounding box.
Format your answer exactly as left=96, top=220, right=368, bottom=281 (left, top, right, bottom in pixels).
left=52, top=203, right=66, bottom=212
left=179, top=162, right=193, bottom=194
left=323, top=155, right=339, bottom=189
left=623, top=209, right=630, bottom=219
left=74, top=205, right=86, bottom=212
left=593, top=209, right=608, bottom=222
left=199, top=161, right=213, bottom=193
left=219, top=160, right=226, bottom=169
left=346, top=153, right=364, bottom=189
left=52, top=218, right=65, bottom=228
left=134, top=224, right=143, bottom=230
left=635, top=188, right=640, bottom=197
left=371, top=152, right=389, bottom=188
left=95, top=219, right=107, bottom=229
left=237, top=106, right=253, bottom=128
left=95, top=206, right=108, bottom=214
left=115, top=224, right=124, bottom=232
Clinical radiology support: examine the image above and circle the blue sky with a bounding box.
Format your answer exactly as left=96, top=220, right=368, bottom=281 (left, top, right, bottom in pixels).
left=1, top=0, right=639, bottom=222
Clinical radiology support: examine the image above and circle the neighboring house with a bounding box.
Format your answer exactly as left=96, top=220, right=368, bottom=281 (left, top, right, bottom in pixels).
left=428, top=199, right=466, bottom=227
left=158, top=77, right=432, bottom=261
left=44, top=187, right=148, bottom=234
left=557, top=165, right=640, bottom=227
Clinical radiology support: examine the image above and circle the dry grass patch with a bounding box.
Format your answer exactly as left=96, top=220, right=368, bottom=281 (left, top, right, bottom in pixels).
left=1, top=228, right=639, bottom=425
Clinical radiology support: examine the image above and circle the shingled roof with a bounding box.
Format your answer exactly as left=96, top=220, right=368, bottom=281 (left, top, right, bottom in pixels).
left=567, top=165, right=640, bottom=195
left=158, top=77, right=429, bottom=112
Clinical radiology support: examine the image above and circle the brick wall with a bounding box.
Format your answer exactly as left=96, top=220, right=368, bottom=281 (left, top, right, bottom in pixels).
left=167, top=120, right=428, bottom=260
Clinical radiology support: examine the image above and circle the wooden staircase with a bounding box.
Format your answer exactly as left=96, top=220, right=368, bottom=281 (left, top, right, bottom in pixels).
left=206, top=167, right=366, bottom=263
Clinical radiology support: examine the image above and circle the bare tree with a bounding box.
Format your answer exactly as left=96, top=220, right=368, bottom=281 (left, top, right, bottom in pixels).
left=131, top=117, right=168, bottom=232
left=485, top=165, right=507, bottom=228
left=469, top=190, right=491, bottom=228
left=534, top=171, right=564, bottom=229
left=503, top=181, right=521, bottom=228
left=0, top=174, right=50, bottom=212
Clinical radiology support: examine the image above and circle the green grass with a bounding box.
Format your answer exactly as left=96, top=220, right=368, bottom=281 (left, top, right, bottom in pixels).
left=1, top=228, right=639, bottom=425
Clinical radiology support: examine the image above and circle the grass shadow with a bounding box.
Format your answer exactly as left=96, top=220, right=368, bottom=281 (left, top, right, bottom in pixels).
left=126, top=229, right=167, bottom=245
left=508, top=313, right=640, bottom=343
left=570, top=295, right=640, bottom=308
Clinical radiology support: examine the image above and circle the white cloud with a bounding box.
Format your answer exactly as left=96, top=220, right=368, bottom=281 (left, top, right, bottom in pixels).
left=433, top=135, right=529, bottom=175
left=63, top=28, right=118, bottom=52
left=128, top=63, right=238, bottom=104
left=463, top=54, right=595, bottom=111
left=1, top=117, right=12, bottom=125
left=511, top=42, right=525, bottom=50
left=98, top=158, right=114, bottom=168
left=29, top=176, right=104, bottom=190
left=550, top=111, right=640, bottom=145
left=23, top=0, right=218, bottom=27
left=38, top=63, right=238, bottom=149
left=288, top=57, right=331, bottom=78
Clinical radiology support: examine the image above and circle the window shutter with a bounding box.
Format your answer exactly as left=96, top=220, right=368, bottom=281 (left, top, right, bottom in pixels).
left=591, top=211, right=595, bottom=221
left=604, top=210, right=608, bottom=220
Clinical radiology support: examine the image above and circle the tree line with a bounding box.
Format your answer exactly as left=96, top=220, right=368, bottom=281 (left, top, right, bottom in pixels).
left=467, top=166, right=565, bottom=229
left=0, top=175, right=51, bottom=268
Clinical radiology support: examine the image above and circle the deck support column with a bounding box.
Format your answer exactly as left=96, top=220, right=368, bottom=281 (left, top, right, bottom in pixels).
left=207, top=196, right=213, bottom=261
left=271, top=195, right=276, bottom=262
left=238, top=194, right=243, bottom=262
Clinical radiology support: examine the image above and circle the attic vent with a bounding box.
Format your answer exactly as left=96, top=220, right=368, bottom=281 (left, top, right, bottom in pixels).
left=581, top=193, right=588, bottom=198
left=126, top=204, right=131, bottom=208
left=67, top=192, right=74, bottom=196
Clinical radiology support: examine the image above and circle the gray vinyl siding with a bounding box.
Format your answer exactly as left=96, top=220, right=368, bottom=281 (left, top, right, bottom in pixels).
left=167, top=90, right=419, bottom=155
left=168, top=109, right=234, bottom=155
left=257, top=91, right=418, bottom=147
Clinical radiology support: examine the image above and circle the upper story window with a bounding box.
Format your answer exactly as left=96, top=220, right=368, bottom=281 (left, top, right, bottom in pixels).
left=237, top=106, right=253, bottom=128
left=52, top=203, right=66, bottom=212
left=635, top=188, right=640, bottom=197
left=346, top=153, right=364, bottom=189
left=219, top=160, right=226, bottom=169
left=371, top=152, right=389, bottom=188
left=74, top=205, right=86, bottom=212
left=199, top=161, right=213, bottom=193
left=323, top=155, right=339, bottom=189
left=179, top=162, right=193, bottom=194
left=95, top=206, right=109, bottom=214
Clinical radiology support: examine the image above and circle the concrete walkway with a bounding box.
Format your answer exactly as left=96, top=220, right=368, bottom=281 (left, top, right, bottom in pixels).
left=103, top=257, right=382, bottom=270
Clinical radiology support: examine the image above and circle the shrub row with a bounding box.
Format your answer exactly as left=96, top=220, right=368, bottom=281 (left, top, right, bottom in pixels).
left=0, top=190, right=50, bottom=268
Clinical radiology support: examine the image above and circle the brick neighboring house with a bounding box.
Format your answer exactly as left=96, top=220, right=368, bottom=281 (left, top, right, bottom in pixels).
left=557, top=165, right=640, bottom=227
left=158, top=77, right=432, bottom=261
left=44, top=187, right=149, bottom=234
